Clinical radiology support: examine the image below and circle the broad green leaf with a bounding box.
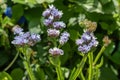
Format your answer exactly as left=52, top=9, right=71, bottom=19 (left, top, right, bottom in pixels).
left=12, top=0, right=25, bottom=4
left=45, top=0, right=54, bottom=3
left=0, top=53, right=9, bottom=66
left=102, top=1, right=116, bottom=14
left=35, top=66, right=45, bottom=80
left=100, top=22, right=117, bottom=34
left=61, top=43, right=71, bottom=65
left=36, top=0, right=45, bottom=4
left=100, top=0, right=111, bottom=5
left=100, top=67, right=119, bottom=80
left=104, top=42, right=115, bottom=56
left=0, top=72, right=12, bottom=80
left=69, top=30, right=79, bottom=41
left=10, top=68, right=24, bottom=80
left=100, top=22, right=109, bottom=30
left=12, top=4, right=24, bottom=22
left=111, top=51, right=120, bottom=65
left=2, top=17, right=13, bottom=28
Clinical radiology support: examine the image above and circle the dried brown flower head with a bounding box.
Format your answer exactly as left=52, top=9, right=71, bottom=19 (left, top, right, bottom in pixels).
left=82, top=19, right=97, bottom=32
left=103, top=36, right=111, bottom=47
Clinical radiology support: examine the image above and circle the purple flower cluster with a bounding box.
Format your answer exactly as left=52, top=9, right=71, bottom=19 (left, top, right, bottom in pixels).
left=42, top=5, right=63, bottom=19
left=59, top=31, right=70, bottom=45
left=76, top=31, right=98, bottom=53
left=12, top=25, right=41, bottom=46
left=42, top=5, right=66, bottom=37
left=49, top=47, right=64, bottom=56
left=43, top=5, right=70, bottom=56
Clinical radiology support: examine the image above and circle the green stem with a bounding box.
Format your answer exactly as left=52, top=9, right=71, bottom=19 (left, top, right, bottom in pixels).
left=88, top=52, right=93, bottom=80
left=94, top=68, right=100, bottom=80
left=80, top=71, right=85, bottom=80
left=69, top=53, right=88, bottom=80
left=23, top=60, right=36, bottom=80
left=93, top=46, right=105, bottom=65
left=55, top=66, right=64, bottom=80
left=22, top=47, right=36, bottom=80
left=3, top=51, right=19, bottom=71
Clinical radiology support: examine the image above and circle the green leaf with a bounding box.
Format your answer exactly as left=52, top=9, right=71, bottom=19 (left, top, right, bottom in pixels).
left=12, top=0, right=25, bottom=4
left=2, top=17, right=13, bottom=28
left=100, top=22, right=117, bottom=34
left=100, top=22, right=109, bottom=30
left=102, top=1, right=116, bottom=14
left=69, top=0, right=103, bottom=13
left=45, top=0, right=54, bottom=3
left=61, top=43, right=71, bottom=65
left=100, top=67, right=119, bottom=80
left=36, top=0, right=45, bottom=4
left=35, top=66, right=45, bottom=80
left=0, top=72, right=12, bottom=80
left=0, top=53, right=9, bottom=66
left=104, top=42, right=115, bottom=57
left=12, top=4, right=24, bottom=22
left=10, top=68, right=24, bottom=80
left=100, top=0, right=111, bottom=5
left=111, top=51, right=120, bottom=65
left=69, top=30, right=79, bottom=41
left=28, top=19, right=41, bottom=34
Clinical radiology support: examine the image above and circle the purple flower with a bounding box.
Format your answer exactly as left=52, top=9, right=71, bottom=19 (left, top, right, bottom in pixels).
left=76, top=31, right=98, bottom=53
left=28, top=33, right=41, bottom=46
left=43, top=16, right=54, bottom=26
left=12, top=27, right=41, bottom=46
left=12, top=36, right=29, bottom=45
left=81, top=31, right=92, bottom=42
left=12, top=25, right=23, bottom=35
left=59, top=31, right=70, bottom=45
left=49, top=5, right=63, bottom=19
left=42, top=5, right=63, bottom=20
left=47, top=29, right=60, bottom=37
left=76, top=39, right=84, bottom=46
left=51, top=9, right=63, bottom=19
left=42, top=9, right=51, bottom=17
left=89, top=39, right=98, bottom=47
left=53, top=21, right=66, bottom=29
left=49, top=47, right=64, bottom=56
left=78, top=45, right=91, bottom=53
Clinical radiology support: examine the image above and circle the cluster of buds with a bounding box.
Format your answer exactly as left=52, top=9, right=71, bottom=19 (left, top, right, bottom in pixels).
left=80, top=19, right=97, bottom=32
left=11, top=25, right=41, bottom=46
left=42, top=5, right=70, bottom=56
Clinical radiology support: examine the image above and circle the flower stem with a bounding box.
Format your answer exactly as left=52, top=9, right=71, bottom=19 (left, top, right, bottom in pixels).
left=22, top=47, right=36, bottom=80
left=69, top=53, right=88, bottom=80
left=55, top=66, right=64, bottom=80
left=88, top=52, right=93, bottom=80
left=93, top=46, right=105, bottom=65
left=3, top=51, right=19, bottom=71
left=94, top=68, right=100, bottom=80
left=23, top=60, right=36, bottom=80
left=80, top=71, right=85, bottom=80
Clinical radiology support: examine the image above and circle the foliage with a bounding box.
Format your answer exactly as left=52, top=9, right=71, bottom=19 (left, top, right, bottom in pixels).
left=0, top=0, right=120, bottom=80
